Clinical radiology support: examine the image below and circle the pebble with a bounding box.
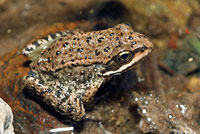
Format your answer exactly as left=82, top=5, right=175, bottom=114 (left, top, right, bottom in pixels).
left=0, top=98, right=14, bottom=134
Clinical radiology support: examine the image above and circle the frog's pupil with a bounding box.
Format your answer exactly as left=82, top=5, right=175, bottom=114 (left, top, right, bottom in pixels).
left=121, top=53, right=129, bottom=60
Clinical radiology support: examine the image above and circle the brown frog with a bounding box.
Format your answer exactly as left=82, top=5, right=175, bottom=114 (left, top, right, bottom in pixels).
left=22, top=24, right=153, bottom=121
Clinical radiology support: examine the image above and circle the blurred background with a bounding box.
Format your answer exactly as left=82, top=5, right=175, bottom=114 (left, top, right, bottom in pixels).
left=0, top=0, right=199, bottom=56
left=0, top=0, right=200, bottom=134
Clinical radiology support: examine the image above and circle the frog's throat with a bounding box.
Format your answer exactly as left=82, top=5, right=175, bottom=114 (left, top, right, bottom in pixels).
left=102, top=48, right=152, bottom=77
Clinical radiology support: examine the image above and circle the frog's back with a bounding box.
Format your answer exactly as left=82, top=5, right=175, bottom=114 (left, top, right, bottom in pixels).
left=30, top=24, right=153, bottom=71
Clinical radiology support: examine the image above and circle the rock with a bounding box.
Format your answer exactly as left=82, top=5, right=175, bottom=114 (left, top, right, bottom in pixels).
left=0, top=98, right=14, bottom=134
left=130, top=91, right=200, bottom=134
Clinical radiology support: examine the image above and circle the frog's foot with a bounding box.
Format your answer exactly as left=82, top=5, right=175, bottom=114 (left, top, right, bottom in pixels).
left=22, top=31, right=69, bottom=61
left=23, top=73, right=86, bottom=122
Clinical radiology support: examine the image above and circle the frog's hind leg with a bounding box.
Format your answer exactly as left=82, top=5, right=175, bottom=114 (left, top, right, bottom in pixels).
left=22, top=31, right=69, bottom=61
left=23, top=74, right=86, bottom=122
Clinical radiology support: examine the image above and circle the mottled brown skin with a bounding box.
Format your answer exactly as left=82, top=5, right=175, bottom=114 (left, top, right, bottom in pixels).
left=22, top=24, right=153, bottom=121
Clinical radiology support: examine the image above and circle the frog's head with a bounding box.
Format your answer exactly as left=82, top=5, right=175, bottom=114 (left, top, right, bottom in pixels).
left=101, top=24, right=153, bottom=77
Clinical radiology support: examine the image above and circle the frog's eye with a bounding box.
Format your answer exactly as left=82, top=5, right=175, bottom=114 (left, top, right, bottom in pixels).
left=116, top=50, right=133, bottom=63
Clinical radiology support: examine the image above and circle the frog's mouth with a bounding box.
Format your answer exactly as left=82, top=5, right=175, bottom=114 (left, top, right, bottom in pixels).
left=101, top=46, right=152, bottom=77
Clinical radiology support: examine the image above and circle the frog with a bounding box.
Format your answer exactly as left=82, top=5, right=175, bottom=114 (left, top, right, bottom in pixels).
left=22, top=24, right=153, bottom=121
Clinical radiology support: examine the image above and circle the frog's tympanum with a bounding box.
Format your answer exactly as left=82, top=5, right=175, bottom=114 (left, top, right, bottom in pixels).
left=22, top=24, right=153, bottom=121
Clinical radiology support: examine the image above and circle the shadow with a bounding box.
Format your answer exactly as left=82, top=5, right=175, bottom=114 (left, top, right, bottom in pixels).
left=128, top=105, right=141, bottom=124
left=95, top=1, right=130, bottom=21
left=94, top=1, right=131, bottom=28
left=69, top=1, right=131, bottom=30
left=22, top=60, right=31, bottom=67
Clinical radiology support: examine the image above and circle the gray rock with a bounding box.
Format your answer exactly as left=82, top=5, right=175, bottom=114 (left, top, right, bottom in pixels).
left=0, top=98, right=14, bottom=134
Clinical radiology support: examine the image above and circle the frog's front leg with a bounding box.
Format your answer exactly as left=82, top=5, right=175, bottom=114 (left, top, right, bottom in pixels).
left=23, top=74, right=86, bottom=121
left=81, top=80, right=105, bottom=103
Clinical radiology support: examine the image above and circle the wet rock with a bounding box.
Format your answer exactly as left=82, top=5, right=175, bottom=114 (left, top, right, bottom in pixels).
left=130, top=91, right=200, bottom=134
left=163, top=30, right=200, bottom=75
left=0, top=98, right=14, bottom=134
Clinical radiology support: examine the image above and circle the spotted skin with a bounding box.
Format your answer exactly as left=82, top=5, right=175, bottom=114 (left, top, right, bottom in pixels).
left=22, top=24, right=153, bottom=121
left=22, top=30, right=83, bottom=61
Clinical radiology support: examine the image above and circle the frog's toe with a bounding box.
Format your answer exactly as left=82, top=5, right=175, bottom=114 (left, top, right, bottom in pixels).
left=59, top=93, right=86, bottom=121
